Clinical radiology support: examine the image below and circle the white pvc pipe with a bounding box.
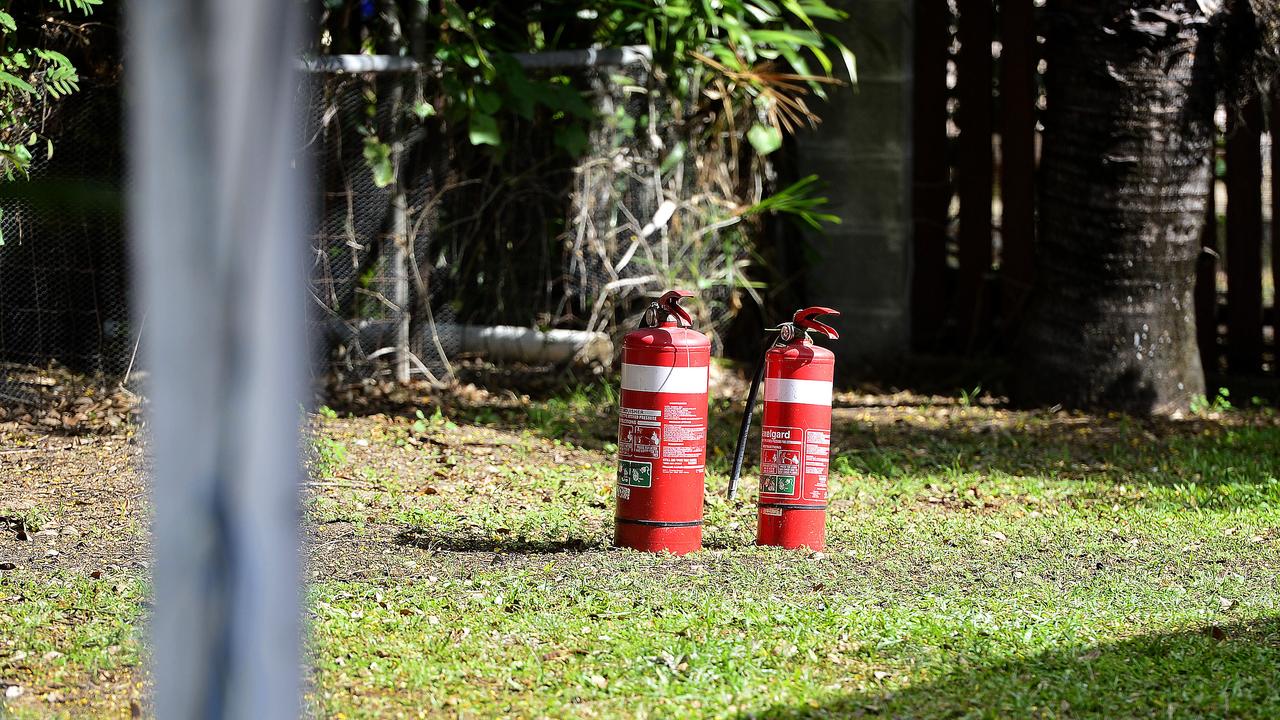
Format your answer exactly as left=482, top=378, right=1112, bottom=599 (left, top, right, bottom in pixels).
left=322, top=320, right=613, bottom=366
left=460, top=325, right=613, bottom=365
left=299, top=46, right=651, bottom=74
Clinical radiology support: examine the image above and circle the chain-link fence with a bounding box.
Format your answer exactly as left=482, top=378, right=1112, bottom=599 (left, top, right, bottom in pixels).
left=2, top=50, right=760, bottom=390
left=0, top=85, right=131, bottom=387
left=304, top=49, right=753, bottom=386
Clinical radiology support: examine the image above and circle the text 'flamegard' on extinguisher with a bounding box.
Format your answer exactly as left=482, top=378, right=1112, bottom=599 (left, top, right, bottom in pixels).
left=728, top=307, right=840, bottom=551
left=614, top=290, right=711, bottom=555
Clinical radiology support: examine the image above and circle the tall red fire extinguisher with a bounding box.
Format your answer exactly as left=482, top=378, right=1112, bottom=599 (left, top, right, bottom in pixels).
left=615, top=290, right=710, bottom=555
left=728, top=307, right=840, bottom=551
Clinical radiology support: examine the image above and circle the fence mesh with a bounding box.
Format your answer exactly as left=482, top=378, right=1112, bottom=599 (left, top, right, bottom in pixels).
left=1, top=55, right=753, bottom=389
left=0, top=85, right=131, bottom=393
left=303, top=55, right=749, bottom=385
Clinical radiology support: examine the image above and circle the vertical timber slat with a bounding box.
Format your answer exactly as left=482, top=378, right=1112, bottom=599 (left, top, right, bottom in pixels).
left=1195, top=158, right=1218, bottom=377
left=1272, top=88, right=1280, bottom=374
left=998, top=0, right=1036, bottom=335
left=956, top=0, right=994, bottom=347
left=911, top=0, right=950, bottom=349
left=1225, top=98, right=1264, bottom=375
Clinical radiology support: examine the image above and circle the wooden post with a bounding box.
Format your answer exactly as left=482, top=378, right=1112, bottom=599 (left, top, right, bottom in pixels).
left=998, top=0, right=1036, bottom=333
left=388, top=79, right=412, bottom=385
left=910, top=0, right=950, bottom=350
left=1225, top=97, right=1264, bottom=375
left=391, top=186, right=412, bottom=384
left=128, top=0, right=305, bottom=716
left=955, top=0, right=994, bottom=348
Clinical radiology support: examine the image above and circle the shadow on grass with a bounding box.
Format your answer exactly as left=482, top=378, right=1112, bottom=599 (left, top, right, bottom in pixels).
left=745, top=617, right=1280, bottom=719
left=395, top=528, right=601, bottom=555
left=830, top=409, right=1280, bottom=491
left=320, top=370, right=1279, bottom=499
left=395, top=526, right=749, bottom=555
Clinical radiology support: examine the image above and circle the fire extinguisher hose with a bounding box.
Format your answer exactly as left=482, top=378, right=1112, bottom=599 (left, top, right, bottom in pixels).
left=726, top=334, right=776, bottom=501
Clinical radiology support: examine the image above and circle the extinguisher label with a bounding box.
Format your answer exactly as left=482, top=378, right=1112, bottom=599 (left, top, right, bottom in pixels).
left=760, top=475, right=796, bottom=495
left=760, top=425, right=803, bottom=499
left=618, top=460, right=653, bottom=488
left=660, top=402, right=706, bottom=473
left=618, top=408, right=662, bottom=460
left=804, top=429, right=829, bottom=502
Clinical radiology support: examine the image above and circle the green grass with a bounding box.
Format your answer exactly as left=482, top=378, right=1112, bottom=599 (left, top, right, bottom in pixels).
left=0, top=573, right=147, bottom=718
left=296, top=395, right=1280, bottom=718
left=5, top=389, right=1280, bottom=718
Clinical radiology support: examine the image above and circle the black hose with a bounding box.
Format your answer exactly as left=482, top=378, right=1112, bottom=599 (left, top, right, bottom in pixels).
left=726, top=339, right=772, bottom=501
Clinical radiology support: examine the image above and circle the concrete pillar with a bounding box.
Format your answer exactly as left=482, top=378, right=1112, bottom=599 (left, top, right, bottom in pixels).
left=795, top=0, right=912, bottom=368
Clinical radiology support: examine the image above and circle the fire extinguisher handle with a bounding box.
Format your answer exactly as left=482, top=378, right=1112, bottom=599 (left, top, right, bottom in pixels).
left=727, top=338, right=771, bottom=501
left=657, top=290, right=695, bottom=327
left=793, top=307, right=841, bottom=340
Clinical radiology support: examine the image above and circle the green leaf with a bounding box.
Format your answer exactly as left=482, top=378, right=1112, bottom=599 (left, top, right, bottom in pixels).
left=781, top=0, right=815, bottom=29
left=659, top=142, right=686, bottom=175
left=794, top=1, right=845, bottom=20
left=473, top=89, right=501, bottom=114
left=36, top=49, right=75, bottom=70
left=361, top=136, right=394, bottom=188
left=747, top=124, right=783, bottom=155
left=743, top=3, right=778, bottom=23
left=745, top=28, right=822, bottom=50
left=0, top=11, right=15, bottom=32
left=55, top=0, right=101, bottom=15
left=805, top=45, right=833, bottom=76
left=468, top=113, right=501, bottom=146
left=743, top=174, right=841, bottom=230
left=613, top=108, right=636, bottom=134
left=554, top=124, right=589, bottom=156
left=826, top=33, right=857, bottom=84
left=442, top=0, right=472, bottom=34
left=536, top=83, right=593, bottom=119
left=498, top=55, right=537, bottom=119
left=412, top=101, right=436, bottom=119
left=0, top=71, right=36, bottom=94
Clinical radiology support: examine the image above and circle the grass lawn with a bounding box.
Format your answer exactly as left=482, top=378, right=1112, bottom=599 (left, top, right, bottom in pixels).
left=2, top=378, right=1279, bottom=718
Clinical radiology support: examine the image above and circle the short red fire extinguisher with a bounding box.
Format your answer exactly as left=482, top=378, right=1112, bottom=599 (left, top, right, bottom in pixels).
left=728, top=307, right=840, bottom=551
left=615, top=290, right=710, bottom=555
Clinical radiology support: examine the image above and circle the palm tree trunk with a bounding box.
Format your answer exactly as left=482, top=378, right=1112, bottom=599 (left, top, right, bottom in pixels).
left=1015, top=2, right=1214, bottom=414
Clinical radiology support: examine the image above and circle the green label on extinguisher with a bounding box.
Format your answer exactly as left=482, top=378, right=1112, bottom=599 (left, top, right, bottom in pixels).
left=619, top=460, right=653, bottom=488
left=760, top=474, right=796, bottom=495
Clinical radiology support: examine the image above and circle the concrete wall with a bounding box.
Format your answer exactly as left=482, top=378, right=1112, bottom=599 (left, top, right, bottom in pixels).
left=794, top=0, right=912, bottom=368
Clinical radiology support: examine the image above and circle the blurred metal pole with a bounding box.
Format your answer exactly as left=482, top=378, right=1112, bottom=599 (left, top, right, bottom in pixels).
left=128, top=0, right=305, bottom=717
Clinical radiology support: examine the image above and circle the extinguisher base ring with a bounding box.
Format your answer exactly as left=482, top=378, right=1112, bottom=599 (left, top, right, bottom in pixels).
left=615, top=518, right=703, bottom=528
left=615, top=522, right=702, bottom=555
left=758, top=503, right=827, bottom=511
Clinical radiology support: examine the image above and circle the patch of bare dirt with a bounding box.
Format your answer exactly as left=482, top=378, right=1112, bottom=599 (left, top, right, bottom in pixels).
left=0, top=425, right=147, bottom=576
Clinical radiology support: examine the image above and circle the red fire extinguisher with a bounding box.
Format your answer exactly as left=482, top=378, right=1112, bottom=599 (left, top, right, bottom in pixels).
left=728, top=307, right=840, bottom=551
left=615, top=290, right=711, bottom=555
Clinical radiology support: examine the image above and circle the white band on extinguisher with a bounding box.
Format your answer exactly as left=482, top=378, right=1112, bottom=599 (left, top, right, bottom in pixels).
left=764, top=377, right=832, bottom=406
left=621, top=363, right=708, bottom=394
